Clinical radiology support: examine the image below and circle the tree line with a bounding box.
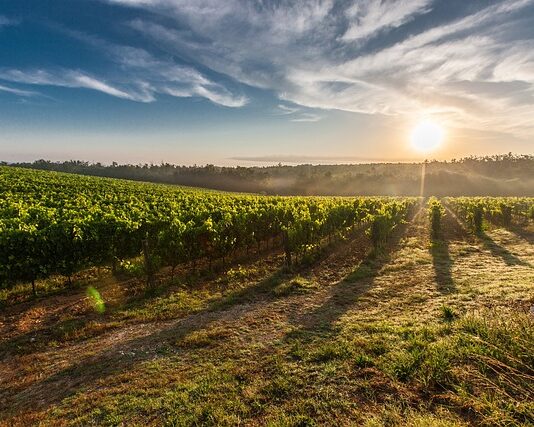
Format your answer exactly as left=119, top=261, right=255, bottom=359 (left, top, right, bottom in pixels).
left=3, top=153, right=533, bottom=196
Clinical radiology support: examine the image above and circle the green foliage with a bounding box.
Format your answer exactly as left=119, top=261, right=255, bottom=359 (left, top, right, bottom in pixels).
left=427, top=197, right=444, bottom=239
left=499, top=203, right=512, bottom=227
left=473, top=206, right=483, bottom=233
left=117, top=259, right=145, bottom=277
left=13, top=154, right=534, bottom=197
left=368, top=200, right=414, bottom=250
left=445, top=196, right=534, bottom=231
left=0, top=167, right=416, bottom=290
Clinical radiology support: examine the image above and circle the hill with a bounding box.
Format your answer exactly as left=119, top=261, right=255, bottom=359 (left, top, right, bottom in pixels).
left=0, top=167, right=533, bottom=425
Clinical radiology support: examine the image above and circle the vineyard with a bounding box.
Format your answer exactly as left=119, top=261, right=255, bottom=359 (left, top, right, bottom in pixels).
left=446, top=197, right=534, bottom=232
left=1, top=167, right=533, bottom=426
left=0, top=166, right=416, bottom=295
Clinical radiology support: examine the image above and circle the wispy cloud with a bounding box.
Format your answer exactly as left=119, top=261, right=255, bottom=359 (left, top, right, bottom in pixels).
left=290, top=113, right=323, bottom=123
left=276, top=104, right=300, bottom=115
left=80, top=35, right=249, bottom=106
left=275, top=104, right=323, bottom=122
left=0, top=69, right=147, bottom=101
left=0, top=24, right=247, bottom=107
left=342, top=0, right=432, bottom=41
left=0, top=83, right=39, bottom=97
left=113, top=0, right=534, bottom=138
left=0, top=53, right=247, bottom=107
left=72, top=74, right=140, bottom=100
left=6, top=0, right=534, bottom=139
left=0, top=15, right=18, bottom=28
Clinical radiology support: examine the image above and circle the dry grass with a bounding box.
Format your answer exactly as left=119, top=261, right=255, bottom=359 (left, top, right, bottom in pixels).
left=1, top=210, right=533, bottom=426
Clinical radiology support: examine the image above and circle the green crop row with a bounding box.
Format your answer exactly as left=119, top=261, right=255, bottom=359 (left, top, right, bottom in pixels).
left=445, top=197, right=534, bottom=232
left=0, top=167, right=416, bottom=291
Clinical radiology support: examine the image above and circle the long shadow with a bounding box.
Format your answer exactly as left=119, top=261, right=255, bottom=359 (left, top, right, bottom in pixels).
left=0, top=246, right=287, bottom=362
left=0, top=227, right=372, bottom=415
left=0, top=265, right=289, bottom=414
left=431, top=239, right=454, bottom=293
left=0, top=315, right=105, bottom=359
left=429, top=209, right=461, bottom=294
left=510, top=225, right=534, bottom=246
left=442, top=202, right=530, bottom=268
left=479, top=232, right=531, bottom=267
left=284, top=208, right=417, bottom=336
left=287, top=252, right=383, bottom=335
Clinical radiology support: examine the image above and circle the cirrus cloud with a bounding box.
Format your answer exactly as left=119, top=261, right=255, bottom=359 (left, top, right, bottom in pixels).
left=109, top=0, right=534, bottom=136
left=0, top=25, right=248, bottom=108
left=4, top=0, right=534, bottom=138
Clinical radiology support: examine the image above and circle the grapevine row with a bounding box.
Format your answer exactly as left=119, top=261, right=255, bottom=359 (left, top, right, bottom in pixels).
left=427, top=197, right=445, bottom=239
left=445, top=197, right=534, bottom=232
left=0, top=167, right=416, bottom=291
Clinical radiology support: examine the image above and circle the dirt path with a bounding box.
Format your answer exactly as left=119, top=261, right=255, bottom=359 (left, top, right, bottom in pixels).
left=0, top=220, right=376, bottom=415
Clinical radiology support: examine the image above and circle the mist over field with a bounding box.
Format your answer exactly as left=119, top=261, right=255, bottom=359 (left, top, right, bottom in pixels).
left=8, top=154, right=534, bottom=196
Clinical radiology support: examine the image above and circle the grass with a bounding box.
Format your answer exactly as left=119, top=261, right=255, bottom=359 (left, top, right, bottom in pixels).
left=1, top=213, right=533, bottom=426
left=0, top=271, right=90, bottom=306
left=40, top=309, right=533, bottom=426
left=177, top=326, right=233, bottom=349
left=441, top=305, right=457, bottom=322
left=272, top=276, right=318, bottom=297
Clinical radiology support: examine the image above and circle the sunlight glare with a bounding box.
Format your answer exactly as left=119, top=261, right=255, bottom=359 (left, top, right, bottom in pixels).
left=410, top=120, right=444, bottom=153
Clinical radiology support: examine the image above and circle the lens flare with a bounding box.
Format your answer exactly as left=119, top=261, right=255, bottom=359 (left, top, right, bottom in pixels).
left=87, top=286, right=105, bottom=313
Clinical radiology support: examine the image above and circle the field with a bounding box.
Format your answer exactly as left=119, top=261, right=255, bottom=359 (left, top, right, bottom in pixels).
left=0, top=167, right=533, bottom=426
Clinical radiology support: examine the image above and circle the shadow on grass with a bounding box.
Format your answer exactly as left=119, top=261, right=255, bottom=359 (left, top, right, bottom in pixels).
left=0, top=228, right=373, bottom=416
left=285, top=209, right=416, bottom=336
left=478, top=232, right=531, bottom=267
left=0, top=266, right=288, bottom=416
left=431, top=240, right=454, bottom=293
left=0, top=316, right=105, bottom=358
left=509, top=225, right=534, bottom=246
left=429, top=207, right=480, bottom=294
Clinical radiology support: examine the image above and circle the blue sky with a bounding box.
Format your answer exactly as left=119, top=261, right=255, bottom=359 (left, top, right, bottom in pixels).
left=0, top=0, right=533, bottom=165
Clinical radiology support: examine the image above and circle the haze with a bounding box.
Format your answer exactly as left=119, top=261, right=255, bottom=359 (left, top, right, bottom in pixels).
left=1, top=0, right=534, bottom=165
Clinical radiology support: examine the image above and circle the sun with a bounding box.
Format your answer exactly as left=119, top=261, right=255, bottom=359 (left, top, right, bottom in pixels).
left=410, top=120, right=444, bottom=153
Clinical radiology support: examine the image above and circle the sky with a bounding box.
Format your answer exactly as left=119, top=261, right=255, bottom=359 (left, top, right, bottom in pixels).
left=0, top=0, right=533, bottom=165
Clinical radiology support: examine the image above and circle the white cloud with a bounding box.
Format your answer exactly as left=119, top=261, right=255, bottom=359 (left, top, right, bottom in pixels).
left=0, top=69, right=149, bottom=101
left=62, top=30, right=248, bottom=107
left=276, top=104, right=300, bottom=115
left=72, top=0, right=534, bottom=136
left=290, top=113, right=323, bottom=123
left=71, top=74, right=139, bottom=100
left=192, top=85, right=247, bottom=108
left=162, top=83, right=247, bottom=107
left=0, top=35, right=248, bottom=107
left=107, top=0, right=334, bottom=38
left=0, top=84, right=39, bottom=97
left=274, top=103, right=323, bottom=122
left=342, top=0, right=432, bottom=41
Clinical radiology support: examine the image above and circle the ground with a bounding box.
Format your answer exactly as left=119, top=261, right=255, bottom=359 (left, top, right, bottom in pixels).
left=0, top=207, right=533, bottom=426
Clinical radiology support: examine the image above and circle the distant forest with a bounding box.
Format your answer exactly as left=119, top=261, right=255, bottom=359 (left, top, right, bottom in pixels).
left=4, top=153, right=534, bottom=196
